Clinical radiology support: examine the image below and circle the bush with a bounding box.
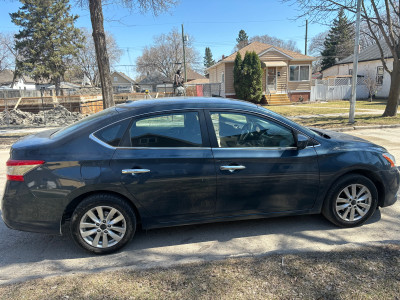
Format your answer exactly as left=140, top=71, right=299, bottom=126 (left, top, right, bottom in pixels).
left=233, top=51, right=263, bottom=103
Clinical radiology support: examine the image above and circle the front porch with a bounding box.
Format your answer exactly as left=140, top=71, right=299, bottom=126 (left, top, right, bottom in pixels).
left=261, top=62, right=291, bottom=105
left=261, top=62, right=311, bottom=105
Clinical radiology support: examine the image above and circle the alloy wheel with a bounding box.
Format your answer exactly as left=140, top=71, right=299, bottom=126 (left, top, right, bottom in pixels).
left=335, top=184, right=372, bottom=222
left=79, top=206, right=127, bottom=248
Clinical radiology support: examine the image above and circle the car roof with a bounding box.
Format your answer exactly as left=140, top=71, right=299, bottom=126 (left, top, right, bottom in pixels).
left=116, top=97, right=260, bottom=112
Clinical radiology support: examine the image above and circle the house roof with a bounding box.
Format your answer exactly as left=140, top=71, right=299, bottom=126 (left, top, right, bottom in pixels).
left=337, top=41, right=392, bottom=64
left=112, top=71, right=137, bottom=84
left=208, top=42, right=314, bottom=70
left=0, top=69, right=36, bottom=85
left=185, top=69, right=206, bottom=81
left=185, top=78, right=210, bottom=85
left=138, top=73, right=171, bottom=85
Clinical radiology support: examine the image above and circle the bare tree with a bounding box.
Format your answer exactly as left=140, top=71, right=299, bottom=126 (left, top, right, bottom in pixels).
left=308, top=31, right=328, bottom=72
left=364, top=72, right=380, bottom=102
left=285, top=0, right=400, bottom=116
left=79, top=0, right=176, bottom=108
left=0, top=33, right=16, bottom=72
left=136, top=28, right=200, bottom=80
left=70, top=28, right=122, bottom=86
left=250, top=34, right=301, bottom=52
left=309, top=31, right=328, bottom=56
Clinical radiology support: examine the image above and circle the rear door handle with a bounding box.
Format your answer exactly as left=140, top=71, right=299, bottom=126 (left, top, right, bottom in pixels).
left=220, top=165, right=246, bottom=173
left=122, top=169, right=150, bottom=175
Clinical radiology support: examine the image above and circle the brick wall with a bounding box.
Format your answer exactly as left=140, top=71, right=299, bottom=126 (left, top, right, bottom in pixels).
left=289, top=92, right=310, bottom=102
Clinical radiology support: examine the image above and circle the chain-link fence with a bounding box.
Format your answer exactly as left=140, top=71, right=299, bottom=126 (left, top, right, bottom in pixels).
left=185, top=83, right=222, bottom=97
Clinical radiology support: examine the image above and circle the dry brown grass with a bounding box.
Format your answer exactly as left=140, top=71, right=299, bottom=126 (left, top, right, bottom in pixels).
left=1, top=244, right=399, bottom=300
left=265, top=99, right=397, bottom=117
left=295, top=114, right=400, bottom=128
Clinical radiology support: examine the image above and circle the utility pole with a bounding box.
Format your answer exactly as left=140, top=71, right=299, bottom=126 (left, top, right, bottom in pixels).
left=181, top=24, right=187, bottom=83
left=349, top=0, right=362, bottom=124
left=305, top=19, right=308, bottom=55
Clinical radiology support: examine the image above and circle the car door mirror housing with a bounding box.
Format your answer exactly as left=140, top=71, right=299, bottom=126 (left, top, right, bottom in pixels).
left=296, top=133, right=309, bottom=150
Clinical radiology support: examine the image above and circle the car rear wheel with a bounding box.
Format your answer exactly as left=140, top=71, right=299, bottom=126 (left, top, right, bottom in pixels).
left=71, top=194, right=136, bottom=254
left=322, top=174, right=378, bottom=227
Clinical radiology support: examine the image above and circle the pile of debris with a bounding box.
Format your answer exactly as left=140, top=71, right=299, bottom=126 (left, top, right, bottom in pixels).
left=0, top=105, right=84, bottom=126
left=69, top=87, right=102, bottom=96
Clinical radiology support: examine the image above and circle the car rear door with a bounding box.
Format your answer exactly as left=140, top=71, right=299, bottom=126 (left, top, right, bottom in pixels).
left=110, top=110, right=216, bottom=225
left=205, top=110, right=320, bottom=215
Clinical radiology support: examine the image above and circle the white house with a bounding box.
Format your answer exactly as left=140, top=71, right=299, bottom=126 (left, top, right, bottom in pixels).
left=322, top=42, right=392, bottom=98
left=0, top=69, right=37, bottom=90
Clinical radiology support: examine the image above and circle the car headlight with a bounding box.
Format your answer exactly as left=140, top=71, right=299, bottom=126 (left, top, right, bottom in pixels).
left=383, top=153, right=396, bottom=168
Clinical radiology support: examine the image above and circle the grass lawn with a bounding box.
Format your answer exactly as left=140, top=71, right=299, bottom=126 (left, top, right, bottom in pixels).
left=295, top=114, right=400, bottom=129
left=260, top=100, right=400, bottom=128
left=264, top=100, right=395, bottom=117
left=0, top=244, right=399, bottom=299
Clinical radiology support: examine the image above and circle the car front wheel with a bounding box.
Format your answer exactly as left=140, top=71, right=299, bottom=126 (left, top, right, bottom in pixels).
left=322, top=174, right=378, bottom=227
left=70, top=194, right=136, bottom=254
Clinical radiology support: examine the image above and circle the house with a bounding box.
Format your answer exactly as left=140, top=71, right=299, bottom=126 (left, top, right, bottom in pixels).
left=207, top=41, right=315, bottom=103
left=0, top=69, right=36, bottom=90
left=138, top=73, right=170, bottom=92
left=111, top=71, right=138, bottom=93
left=185, top=69, right=207, bottom=82
left=322, top=42, right=392, bottom=98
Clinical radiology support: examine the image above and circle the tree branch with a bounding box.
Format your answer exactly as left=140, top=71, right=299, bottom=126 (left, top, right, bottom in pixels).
left=362, top=0, right=392, bottom=74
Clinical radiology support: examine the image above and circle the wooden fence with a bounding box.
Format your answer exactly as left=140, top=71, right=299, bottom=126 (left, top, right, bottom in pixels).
left=0, top=92, right=172, bottom=114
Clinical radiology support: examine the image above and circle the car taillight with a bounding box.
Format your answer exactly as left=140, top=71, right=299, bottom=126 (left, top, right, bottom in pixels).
left=6, top=160, right=45, bottom=182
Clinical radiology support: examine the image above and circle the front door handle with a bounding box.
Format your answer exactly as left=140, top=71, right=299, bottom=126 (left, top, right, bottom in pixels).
left=122, top=169, right=150, bottom=175
left=220, top=165, right=246, bottom=173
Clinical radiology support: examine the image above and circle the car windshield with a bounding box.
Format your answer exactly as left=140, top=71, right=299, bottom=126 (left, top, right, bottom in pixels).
left=52, top=107, right=118, bottom=138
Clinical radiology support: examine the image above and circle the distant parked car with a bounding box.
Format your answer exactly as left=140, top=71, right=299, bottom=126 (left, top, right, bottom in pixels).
left=2, top=98, right=399, bottom=254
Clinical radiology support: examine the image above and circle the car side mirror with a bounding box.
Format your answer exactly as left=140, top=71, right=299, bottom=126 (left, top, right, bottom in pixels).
left=296, top=133, right=309, bottom=150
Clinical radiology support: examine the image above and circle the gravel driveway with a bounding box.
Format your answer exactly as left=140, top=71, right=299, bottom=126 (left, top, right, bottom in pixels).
left=0, top=127, right=399, bottom=285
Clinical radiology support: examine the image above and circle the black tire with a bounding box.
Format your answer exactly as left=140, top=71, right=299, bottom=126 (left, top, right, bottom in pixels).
left=322, top=174, right=378, bottom=227
left=70, top=193, right=136, bottom=254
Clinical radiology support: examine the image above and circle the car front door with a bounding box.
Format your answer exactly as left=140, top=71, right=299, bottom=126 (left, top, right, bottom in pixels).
left=205, top=110, right=320, bottom=215
left=110, top=110, right=216, bottom=225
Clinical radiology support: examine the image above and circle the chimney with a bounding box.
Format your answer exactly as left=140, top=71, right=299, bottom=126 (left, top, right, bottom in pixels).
left=222, top=55, right=225, bottom=60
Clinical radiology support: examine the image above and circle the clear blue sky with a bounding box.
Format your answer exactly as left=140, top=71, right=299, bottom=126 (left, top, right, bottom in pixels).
left=0, top=0, right=330, bottom=79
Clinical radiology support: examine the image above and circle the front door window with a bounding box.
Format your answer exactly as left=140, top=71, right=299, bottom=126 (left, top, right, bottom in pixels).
left=267, top=67, right=276, bottom=91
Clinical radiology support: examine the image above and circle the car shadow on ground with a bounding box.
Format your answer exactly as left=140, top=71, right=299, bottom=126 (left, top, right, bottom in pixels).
left=0, top=209, right=383, bottom=267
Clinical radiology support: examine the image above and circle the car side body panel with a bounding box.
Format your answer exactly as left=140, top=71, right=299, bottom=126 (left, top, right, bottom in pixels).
left=2, top=98, right=399, bottom=236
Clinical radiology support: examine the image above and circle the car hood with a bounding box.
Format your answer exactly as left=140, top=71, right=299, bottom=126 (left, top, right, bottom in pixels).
left=311, top=128, right=387, bottom=152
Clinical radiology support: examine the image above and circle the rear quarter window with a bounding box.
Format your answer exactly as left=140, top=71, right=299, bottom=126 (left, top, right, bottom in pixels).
left=93, top=118, right=130, bottom=147
left=52, top=107, right=119, bottom=138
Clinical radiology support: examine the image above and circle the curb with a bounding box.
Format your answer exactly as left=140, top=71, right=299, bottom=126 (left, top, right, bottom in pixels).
left=326, top=124, right=400, bottom=132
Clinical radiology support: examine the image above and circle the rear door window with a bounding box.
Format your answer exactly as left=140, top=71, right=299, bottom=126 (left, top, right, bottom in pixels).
left=128, top=112, right=202, bottom=147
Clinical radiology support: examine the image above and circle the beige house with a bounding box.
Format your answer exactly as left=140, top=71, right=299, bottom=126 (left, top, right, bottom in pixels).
left=111, top=71, right=137, bottom=93
left=207, top=42, right=315, bottom=103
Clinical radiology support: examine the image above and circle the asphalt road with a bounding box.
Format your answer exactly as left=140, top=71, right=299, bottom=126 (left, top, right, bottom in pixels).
left=0, top=127, right=399, bottom=285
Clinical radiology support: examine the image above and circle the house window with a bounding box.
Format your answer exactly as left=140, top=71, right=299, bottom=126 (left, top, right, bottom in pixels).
left=376, top=66, right=384, bottom=85
left=114, top=77, right=118, bottom=82
left=221, top=72, right=225, bottom=83
left=349, top=69, right=353, bottom=75
left=289, top=65, right=310, bottom=81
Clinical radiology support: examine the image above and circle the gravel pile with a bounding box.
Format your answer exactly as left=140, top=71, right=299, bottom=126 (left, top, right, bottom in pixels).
left=69, top=87, right=102, bottom=96
left=0, top=105, right=84, bottom=126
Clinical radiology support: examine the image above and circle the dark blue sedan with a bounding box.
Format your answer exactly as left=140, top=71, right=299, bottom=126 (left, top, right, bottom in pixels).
left=2, top=98, right=399, bottom=254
